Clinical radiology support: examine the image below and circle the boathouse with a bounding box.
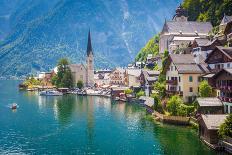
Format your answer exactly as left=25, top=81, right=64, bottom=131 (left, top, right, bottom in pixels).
left=197, top=97, right=224, bottom=114
left=198, top=114, right=228, bottom=145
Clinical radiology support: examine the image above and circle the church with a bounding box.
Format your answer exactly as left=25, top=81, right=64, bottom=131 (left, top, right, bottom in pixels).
left=159, top=4, right=213, bottom=54
left=69, top=30, right=94, bottom=87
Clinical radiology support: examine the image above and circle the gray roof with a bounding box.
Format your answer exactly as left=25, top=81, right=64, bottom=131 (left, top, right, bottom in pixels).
left=147, top=77, right=158, bottom=82
left=170, top=54, right=196, bottom=64
left=221, top=15, right=232, bottom=25
left=164, top=21, right=212, bottom=34
left=69, top=64, right=86, bottom=71
left=127, top=69, right=142, bottom=77
left=225, top=68, right=232, bottom=74
left=147, top=70, right=160, bottom=76
left=197, top=97, right=223, bottom=107
left=201, top=114, right=228, bottom=130
left=170, top=54, right=210, bottom=74
left=194, top=38, right=210, bottom=46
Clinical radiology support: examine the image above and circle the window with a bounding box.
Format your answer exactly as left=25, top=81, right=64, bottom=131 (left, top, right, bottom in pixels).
left=171, top=66, right=173, bottom=71
left=227, top=63, right=230, bottom=68
left=179, top=77, right=181, bottom=82
left=179, top=86, right=181, bottom=91
left=189, top=87, right=193, bottom=92
left=189, top=76, right=193, bottom=82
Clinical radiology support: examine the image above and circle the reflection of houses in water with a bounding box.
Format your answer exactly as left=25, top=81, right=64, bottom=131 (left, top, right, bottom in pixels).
left=95, top=97, right=111, bottom=112
left=86, top=96, right=95, bottom=144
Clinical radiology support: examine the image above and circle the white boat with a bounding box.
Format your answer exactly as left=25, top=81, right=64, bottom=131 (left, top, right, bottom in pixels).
left=11, top=103, right=18, bottom=109
left=40, top=90, right=63, bottom=96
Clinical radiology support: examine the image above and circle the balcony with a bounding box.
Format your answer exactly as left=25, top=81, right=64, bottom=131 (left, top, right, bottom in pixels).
left=216, top=84, right=232, bottom=91
left=166, top=90, right=183, bottom=96
left=166, top=79, right=178, bottom=85
left=219, top=96, right=232, bottom=103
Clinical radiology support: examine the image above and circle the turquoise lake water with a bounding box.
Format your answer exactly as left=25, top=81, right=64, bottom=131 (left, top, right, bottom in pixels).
left=0, top=80, right=220, bottom=154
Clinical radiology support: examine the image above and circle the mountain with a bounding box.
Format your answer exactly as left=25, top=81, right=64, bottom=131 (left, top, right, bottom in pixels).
left=0, top=0, right=181, bottom=77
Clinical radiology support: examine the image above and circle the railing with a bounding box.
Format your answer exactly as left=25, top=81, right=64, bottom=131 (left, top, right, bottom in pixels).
left=166, top=79, right=178, bottom=85
left=166, top=90, right=183, bottom=96
left=219, top=96, right=232, bottom=103
left=216, top=84, right=232, bottom=91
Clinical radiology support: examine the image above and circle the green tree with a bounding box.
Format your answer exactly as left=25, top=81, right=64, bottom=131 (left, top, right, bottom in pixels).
left=124, top=88, right=133, bottom=94
left=136, top=34, right=160, bottom=61
left=199, top=80, right=212, bottom=97
left=166, top=95, right=183, bottom=116
left=218, top=114, right=232, bottom=138
left=76, top=80, right=84, bottom=89
left=151, top=93, right=164, bottom=113
left=53, top=58, right=74, bottom=88
left=136, top=90, right=145, bottom=98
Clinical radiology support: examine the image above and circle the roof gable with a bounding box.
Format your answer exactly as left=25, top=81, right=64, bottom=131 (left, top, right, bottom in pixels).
left=205, top=46, right=232, bottom=63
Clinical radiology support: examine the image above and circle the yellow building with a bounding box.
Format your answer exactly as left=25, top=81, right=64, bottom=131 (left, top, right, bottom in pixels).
left=163, top=54, right=210, bottom=103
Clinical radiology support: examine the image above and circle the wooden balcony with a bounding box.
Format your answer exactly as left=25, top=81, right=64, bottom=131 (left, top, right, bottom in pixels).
left=219, top=96, right=232, bottom=103
left=216, top=85, right=232, bottom=91
left=166, top=79, right=178, bottom=85
left=166, top=90, right=183, bottom=96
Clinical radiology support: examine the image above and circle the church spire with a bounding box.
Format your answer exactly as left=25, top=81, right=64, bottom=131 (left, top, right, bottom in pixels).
left=87, top=29, right=93, bottom=56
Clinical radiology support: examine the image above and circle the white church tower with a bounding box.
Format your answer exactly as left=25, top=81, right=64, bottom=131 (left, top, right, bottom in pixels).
left=86, top=30, right=94, bottom=87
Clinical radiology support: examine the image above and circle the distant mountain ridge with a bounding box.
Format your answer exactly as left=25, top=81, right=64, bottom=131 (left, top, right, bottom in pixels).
left=0, top=0, right=180, bottom=77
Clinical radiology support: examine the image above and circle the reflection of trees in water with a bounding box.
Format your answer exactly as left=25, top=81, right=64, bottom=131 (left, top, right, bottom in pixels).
left=56, top=95, right=76, bottom=125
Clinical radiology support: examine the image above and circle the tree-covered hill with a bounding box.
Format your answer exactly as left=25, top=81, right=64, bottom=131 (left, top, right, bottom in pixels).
left=136, top=0, right=232, bottom=63
left=183, top=0, right=232, bottom=26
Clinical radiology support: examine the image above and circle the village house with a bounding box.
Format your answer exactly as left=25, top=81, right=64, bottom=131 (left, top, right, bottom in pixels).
left=159, top=4, right=213, bottom=54
left=109, top=68, right=128, bottom=86
left=126, top=69, right=142, bottom=88
left=197, top=97, right=224, bottom=114
left=211, top=69, right=232, bottom=114
left=191, top=38, right=223, bottom=59
left=205, top=46, right=232, bottom=73
left=69, top=31, right=94, bottom=87
left=198, top=114, right=228, bottom=146
left=216, top=14, right=232, bottom=44
left=140, top=70, right=160, bottom=96
left=163, top=54, right=209, bottom=103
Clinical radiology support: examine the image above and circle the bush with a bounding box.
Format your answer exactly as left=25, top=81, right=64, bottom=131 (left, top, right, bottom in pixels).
left=124, top=89, right=133, bottom=94
left=218, top=114, right=232, bottom=138
left=199, top=80, right=212, bottom=97
left=76, top=80, right=83, bottom=89
left=136, top=90, right=145, bottom=98
left=166, top=95, right=183, bottom=116
left=151, top=94, right=164, bottom=113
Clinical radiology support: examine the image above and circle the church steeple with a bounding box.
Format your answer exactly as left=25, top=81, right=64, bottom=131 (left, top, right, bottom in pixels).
left=87, top=29, right=93, bottom=56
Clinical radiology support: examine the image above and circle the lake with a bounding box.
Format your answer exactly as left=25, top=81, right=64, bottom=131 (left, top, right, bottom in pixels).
left=0, top=80, right=218, bottom=154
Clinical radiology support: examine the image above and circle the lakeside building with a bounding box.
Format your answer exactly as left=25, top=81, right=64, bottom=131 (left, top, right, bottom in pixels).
left=159, top=4, right=212, bottom=54
left=197, top=97, right=224, bottom=114
left=140, top=70, right=160, bottom=96
left=163, top=54, right=209, bottom=103
left=126, top=69, right=142, bottom=88
left=198, top=114, right=228, bottom=146
left=109, top=68, right=128, bottom=86
left=94, top=69, right=111, bottom=86
left=211, top=69, right=232, bottom=114
left=69, top=30, right=94, bottom=87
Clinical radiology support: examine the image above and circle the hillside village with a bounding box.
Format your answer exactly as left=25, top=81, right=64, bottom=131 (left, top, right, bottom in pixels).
left=19, top=4, right=232, bottom=153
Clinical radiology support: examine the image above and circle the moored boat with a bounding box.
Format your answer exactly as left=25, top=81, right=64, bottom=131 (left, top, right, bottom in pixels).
left=40, top=90, right=63, bottom=96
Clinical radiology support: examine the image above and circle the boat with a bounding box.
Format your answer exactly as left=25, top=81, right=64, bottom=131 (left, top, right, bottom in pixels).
left=114, top=97, right=120, bottom=101
left=39, top=90, right=63, bottom=96
left=11, top=103, right=18, bottom=109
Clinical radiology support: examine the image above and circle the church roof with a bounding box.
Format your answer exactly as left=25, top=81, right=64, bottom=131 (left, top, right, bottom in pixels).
left=220, top=14, right=232, bottom=25
left=162, top=21, right=212, bottom=35
left=87, top=30, right=93, bottom=56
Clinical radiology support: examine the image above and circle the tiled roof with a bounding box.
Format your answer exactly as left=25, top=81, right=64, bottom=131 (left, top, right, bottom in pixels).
left=221, top=15, right=232, bottom=25
left=127, top=69, right=142, bottom=77
left=165, top=21, right=212, bottom=34
left=170, top=54, right=209, bottom=74
left=197, top=97, right=223, bottom=107
left=194, top=38, right=210, bottom=46
left=201, top=114, right=228, bottom=130
left=69, top=64, right=86, bottom=71
left=170, top=54, right=196, bottom=64
left=206, top=46, right=232, bottom=62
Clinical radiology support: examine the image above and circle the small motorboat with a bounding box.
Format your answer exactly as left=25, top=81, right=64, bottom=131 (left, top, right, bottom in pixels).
left=114, top=97, right=120, bottom=101
left=11, top=103, right=18, bottom=109
left=40, top=90, right=63, bottom=96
